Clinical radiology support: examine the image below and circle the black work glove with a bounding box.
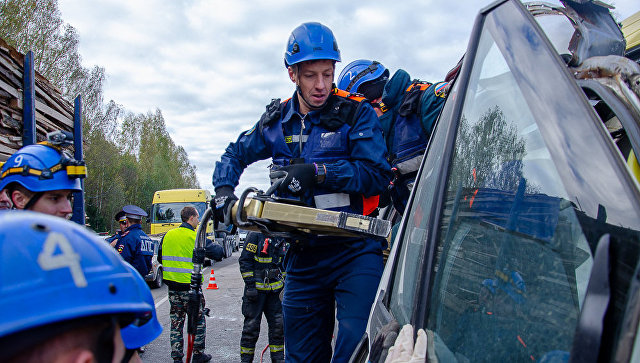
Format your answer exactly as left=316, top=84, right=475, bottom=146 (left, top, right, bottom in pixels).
left=245, top=286, right=258, bottom=301
left=212, top=186, right=238, bottom=224
left=277, top=163, right=316, bottom=196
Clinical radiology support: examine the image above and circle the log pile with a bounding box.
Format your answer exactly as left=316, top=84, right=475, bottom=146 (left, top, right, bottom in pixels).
left=0, top=37, right=74, bottom=161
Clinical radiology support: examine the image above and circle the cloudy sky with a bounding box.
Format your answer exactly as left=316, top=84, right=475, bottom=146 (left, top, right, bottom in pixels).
left=57, top=0, right=638, bottom=194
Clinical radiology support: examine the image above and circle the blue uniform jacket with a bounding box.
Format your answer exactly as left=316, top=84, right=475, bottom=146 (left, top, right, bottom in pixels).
left=115, top=224, right=154, bottom=277
left=212, top=90, right=392, bottom=272
left=379, top=69, right=448, bottom=155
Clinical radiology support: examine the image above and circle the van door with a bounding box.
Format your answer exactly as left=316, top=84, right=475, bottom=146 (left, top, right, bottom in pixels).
left=365, top=1, right=640, bottom=362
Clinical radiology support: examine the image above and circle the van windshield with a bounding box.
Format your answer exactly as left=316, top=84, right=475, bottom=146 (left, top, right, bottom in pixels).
left=151, top=202, right=207, bottom=224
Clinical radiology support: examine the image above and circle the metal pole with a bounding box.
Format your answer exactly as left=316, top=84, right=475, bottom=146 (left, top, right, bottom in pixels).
left=22, top=51, right=36, bottom=146
left=71, top=95, right=85, bottom=225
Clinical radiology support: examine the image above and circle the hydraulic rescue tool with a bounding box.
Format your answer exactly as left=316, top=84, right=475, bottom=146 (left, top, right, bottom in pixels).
left=230, top=178, right=392, bottom=240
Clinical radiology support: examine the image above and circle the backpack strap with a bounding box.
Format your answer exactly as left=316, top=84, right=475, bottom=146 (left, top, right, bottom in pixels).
left=259, top=98, right=288, bottom=135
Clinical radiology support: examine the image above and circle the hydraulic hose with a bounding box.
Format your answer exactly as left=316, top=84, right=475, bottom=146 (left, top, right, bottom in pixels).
left=185, top=207, right=212, bottom=363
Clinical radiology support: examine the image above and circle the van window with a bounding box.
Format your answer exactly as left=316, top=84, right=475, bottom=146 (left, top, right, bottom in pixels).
left=425, top=27, right=594, bottom=362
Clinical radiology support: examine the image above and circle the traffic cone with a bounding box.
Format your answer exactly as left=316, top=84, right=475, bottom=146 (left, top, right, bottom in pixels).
left=206, top=269, right=218, bottom=290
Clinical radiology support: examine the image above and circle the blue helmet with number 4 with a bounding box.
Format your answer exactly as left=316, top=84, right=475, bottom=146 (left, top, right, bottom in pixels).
left=284, top=22, right=341, bottom=67
left=0, top=143, right=85, bottom=193
left=0, top=211, right=153, bottom=343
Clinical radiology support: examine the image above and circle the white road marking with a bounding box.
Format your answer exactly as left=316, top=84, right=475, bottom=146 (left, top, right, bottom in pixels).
left=155, top=295, right=168, bottom=308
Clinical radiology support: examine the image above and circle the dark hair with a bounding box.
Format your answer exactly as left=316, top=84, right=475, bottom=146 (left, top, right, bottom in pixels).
left=4, top=315, right=117, bottom=363
left=181, top=206, right=198, bottom=223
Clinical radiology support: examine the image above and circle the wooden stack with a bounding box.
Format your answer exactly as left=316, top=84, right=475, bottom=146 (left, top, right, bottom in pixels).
left=0, top=37, right=74, bottom=161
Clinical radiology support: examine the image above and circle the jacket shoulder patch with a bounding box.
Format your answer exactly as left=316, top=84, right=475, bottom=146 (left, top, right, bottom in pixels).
left=246, top=243, right=257, bottom=253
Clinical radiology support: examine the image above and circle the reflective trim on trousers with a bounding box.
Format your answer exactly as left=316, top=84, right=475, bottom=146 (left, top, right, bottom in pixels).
left=240, top=347, right=255, bottom=354
left=270, top=345, right=284, bottom=352
left=256, top=280, right=284, bottom=291
left=314, top=193, right=350, bottom=209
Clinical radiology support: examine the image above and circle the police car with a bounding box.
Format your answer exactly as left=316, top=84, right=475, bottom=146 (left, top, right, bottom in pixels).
left=145, top=238, right=163, bottom=289
left=350, top=1, right=640, bottom=362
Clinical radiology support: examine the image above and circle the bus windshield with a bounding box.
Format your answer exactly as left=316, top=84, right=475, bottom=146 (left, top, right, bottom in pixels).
left=151, top=202, right=207, bottom=224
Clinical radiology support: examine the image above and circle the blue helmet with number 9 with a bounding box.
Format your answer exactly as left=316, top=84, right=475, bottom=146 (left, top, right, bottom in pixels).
left=0, top=143, right=85, bottom=193
left=0, top=211, right=153, bottom=344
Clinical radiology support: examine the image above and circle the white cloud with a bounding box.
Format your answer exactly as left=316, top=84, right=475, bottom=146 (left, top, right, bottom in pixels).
left=58, top=0, right=639, bottom=196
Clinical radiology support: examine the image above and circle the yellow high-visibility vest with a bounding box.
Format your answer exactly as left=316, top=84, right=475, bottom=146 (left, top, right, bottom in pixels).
left=162, top=226, right=196, bottom=284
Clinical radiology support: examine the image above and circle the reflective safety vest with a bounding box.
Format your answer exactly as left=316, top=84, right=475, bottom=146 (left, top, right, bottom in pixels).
left=162, top=226, right=196, bottom=284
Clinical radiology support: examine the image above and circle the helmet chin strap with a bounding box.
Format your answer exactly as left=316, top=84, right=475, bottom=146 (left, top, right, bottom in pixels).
left=23, top=192, right=43, bottom=211
left=295, top=84, right=327, bottom=113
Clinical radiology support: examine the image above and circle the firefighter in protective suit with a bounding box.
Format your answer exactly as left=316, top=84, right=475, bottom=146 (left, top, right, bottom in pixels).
left=239, top=232, right=287, bottom=363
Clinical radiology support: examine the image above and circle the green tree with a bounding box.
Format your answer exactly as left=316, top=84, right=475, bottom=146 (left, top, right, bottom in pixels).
left=0, top=0, right=200, bottom=233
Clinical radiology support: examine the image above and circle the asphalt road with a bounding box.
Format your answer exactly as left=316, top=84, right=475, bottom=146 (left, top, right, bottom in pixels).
left=143, top=250, right=275, bottom=362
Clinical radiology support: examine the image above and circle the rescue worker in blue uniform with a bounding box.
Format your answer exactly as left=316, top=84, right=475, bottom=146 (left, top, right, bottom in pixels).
left=338, top=60, right=449, bottom=215
left=239, top=232, right=287, bottom=363
left=0, top=131, right=86, bottom=218
left=115, top=204, right=155, bottom=277
left=212, top=22, right=392, bottom=362
left=106, top=209, right=126, bottom=246
left=0, top=211, right=161, bottom=363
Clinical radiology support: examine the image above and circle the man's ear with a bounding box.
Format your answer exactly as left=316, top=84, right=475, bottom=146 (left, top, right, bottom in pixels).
left=288, top=66, right=297, bottom=84
left=11, top=190, right=28, bottom=209
left=72, top=350, right=94, bottom=363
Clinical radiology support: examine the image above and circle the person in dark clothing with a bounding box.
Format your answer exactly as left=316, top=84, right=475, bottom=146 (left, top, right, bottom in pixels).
left=114, top=204, right=154, bottom=277
left=212, top=22, right=392, bottom=361
left=239, top=232, right=287, bottom=363
left=106, top=209, right=126, bottom=247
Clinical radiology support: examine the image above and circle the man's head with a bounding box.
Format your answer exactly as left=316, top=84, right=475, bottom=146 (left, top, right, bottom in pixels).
left=121, top=205, right=147, bottom=228
left=0, top=143, right=85, bottom=218
left=0, top=211, right=156, bottom=363
left=284, top=22, right=340, bottom=115
left=115, top=210, right=127, bottom=232
left=337, top=59, right=389, bottom=101
left=181, top=206, right=200, bottom=228
left=0, top=189, right=12, bottom=210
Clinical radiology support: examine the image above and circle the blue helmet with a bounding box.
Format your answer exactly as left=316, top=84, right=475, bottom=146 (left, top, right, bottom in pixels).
left=0, top=143, right=85, bottom=193
left=120, top=262, right=162, bottom=349
left=284, top=22, right=341, bottom=67
left=337, top=59, right=389, bottom=97
left=0, top=211, right=153, bottom=343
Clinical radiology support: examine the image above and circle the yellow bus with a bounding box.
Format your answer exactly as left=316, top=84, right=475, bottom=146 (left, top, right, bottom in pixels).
left=150, top=189, right=211, bottom=235
left=622, top=10, right=640, bottom=62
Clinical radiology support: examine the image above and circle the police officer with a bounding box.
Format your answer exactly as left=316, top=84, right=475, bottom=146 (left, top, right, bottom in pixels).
left=0, top=133, right=86, bottom=218
left=158, top=206, right=212, bottom=363
left=115, top=204, right=154, bottom=277
left=338, top=60, right=449, bottom=215
left=239, top=232, right=287, bottom=363
left=212, top=22, right=392, bottom=362
left=106, top=209, right=127, bottom=247
left=0, top=211, right=161, bottom=363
